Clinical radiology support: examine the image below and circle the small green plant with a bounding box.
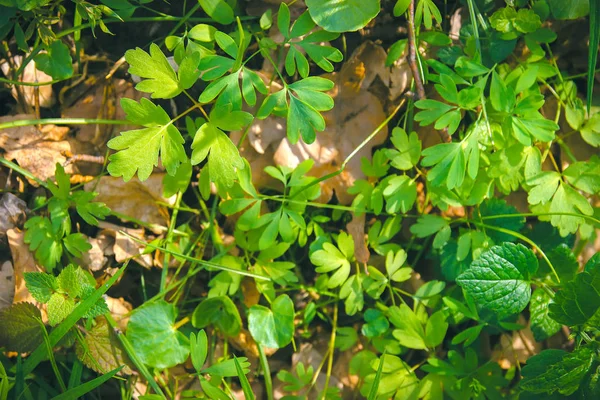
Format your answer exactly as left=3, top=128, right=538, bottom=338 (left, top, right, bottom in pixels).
left=1, top=0, right=599, bottom=398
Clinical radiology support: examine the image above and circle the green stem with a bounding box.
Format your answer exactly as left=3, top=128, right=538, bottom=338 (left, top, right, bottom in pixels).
left=258, top=345, right=274, bottom=400
left=0, top=157, right=47, bottom=187
left=104, top=313, right=166, bottom=398
left=0, top=118, right=129, bottom=131
left=160, top=191, right=183, bottom=292
left=291, top=99, right=405, bottom=199
left=468, top=221, right=560, bottom=283
left=322, top=302, right=338, bottom=399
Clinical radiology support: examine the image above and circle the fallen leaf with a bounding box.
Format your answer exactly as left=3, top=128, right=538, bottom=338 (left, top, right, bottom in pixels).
left=86, top=174, right=174, bottom=233
left=75, top=316, right=134, bottom=375
left=62, top=78, right=145, bottom=149
left=0, top=55, right=55, bottom=109
left=0, top=193, right=27, bottom=242
left=81, top=235, right=112, bottom=272
left=97, top=222, right=154, bottom=268
left=0, top=115, right=76, bottom=183
left=492, top=316, right=541, bottom=369
left=7, top=228, right=47, bottom=321
left=346, top=213, right=370, bottom=264
left=105, top=296, right=132, bottom=332
left=0, top=261, right=14, bottom=311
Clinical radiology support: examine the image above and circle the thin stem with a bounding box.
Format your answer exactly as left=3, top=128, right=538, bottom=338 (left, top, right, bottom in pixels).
left=0, top=157, right=47, bottom=187
left=290, top=99, right=405, bottom=199
left=322, top=302, right=338, bottom=399
left=258, top=345, right=274, bottom=400
left=0, top=118, right=129, bottom=131
left=160, top=191, right=183, bottom=292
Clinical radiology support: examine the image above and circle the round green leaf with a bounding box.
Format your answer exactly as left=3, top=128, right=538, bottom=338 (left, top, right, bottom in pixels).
left=248, top=294, right=294, bottom=348
left=192, top=296, right=242, bottom=336
left=126, top=300, right=190, bottom=369
left=305, top=0, right=380, bottom=32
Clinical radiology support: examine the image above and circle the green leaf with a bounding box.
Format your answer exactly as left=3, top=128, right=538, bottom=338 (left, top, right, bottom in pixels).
left=34, top=40, right=73, bottom=80
left=188, top=24, right=216, bottom=42
left=393, top=0, right=410, bottom=16
left=125, top=43, right=181, bottom=99
left=547, top=0, right=589, bottom=19
left=479, top=198, right=525, bottom=243
left=361, top=309, right=390, bottom=338
left=410, top=215, right=448, bottom=237
left=389, top=304, right=426, bottom=349
left=191, top=119, right=245, bottom=189
left=126, top=300, right=190, bottom=369
left=24, top=216, right=62, bottom=271
left=24, top=272, right=57, bottom=303
left=63, top=233, right=92, bottom=258
left=385, top=39, right=407, bottom=66
left=57, top=264, right=88, bottom=299
left=198, top=0, right=234, bottom=24
left=547, top=244, right=578, bottom=283
left=547, top=182, right=594, bottom=236
left=424, top=310, right=448, bottom=348
left=549, top=268, right=600, bottom=326
left=72, top=191, right=110, bottom=226
left=192, top=296, right=242, bottom=336
left=203, top=357, right=251, bottom=378
left=305, top=0, right=380, bottom=32
left=563, top=155, right=600, bottom=194
left=340, top=275, right=364, bottom=315
left=47, top=293, right=76, bottom=326
left=529, top=288, right=561, bottom=342
left=190, top=331, right=208, bottom=374
left=248, top=294, right=294, bottom=348
left=520, top=346, right=595, bottom=395
left=0, top=303, right=43, bottom=353
left=382, top=175, right=417, bottom=213
left=163, top=159, right=192, bottom=197
left=108, top=98, right=187, bottom=181
left=386, top=128, right=421, bottom=170
left=456, top=243, right=538, bottom=318
left=310, top=233, right=354, bottom=288
left=581, top=113, right=600, bottom=147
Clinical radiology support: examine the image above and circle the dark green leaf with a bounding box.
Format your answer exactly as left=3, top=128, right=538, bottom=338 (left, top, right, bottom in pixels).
left=456, top=243, right=538, bottom=318
left=34, top=40, right=73, bottom=80
left=248, top=294, right=295, bottom=348
left=305, top=0, right=380, bottom=32
left=529, top=288, right=561, bottom=341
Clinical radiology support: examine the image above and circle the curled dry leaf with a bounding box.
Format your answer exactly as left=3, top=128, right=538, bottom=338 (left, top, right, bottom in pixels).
left=0, top=55, right=55, bottom=109
left=86, top=174, right=174, bottom=233
left=7, top=228, right=47, bottom=322
left=346, top=213, right=370, bottom=264
left=0, top=115, right=76, bottom=183
left=0, top=193, right=27, bottom=242
left=105, top=296, right=132, bottom=332
left=0, top=261, right=14, bottom=311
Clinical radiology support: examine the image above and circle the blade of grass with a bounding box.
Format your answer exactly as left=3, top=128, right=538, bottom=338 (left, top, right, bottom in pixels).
left=588, top=0, right=600, bottom=112
left=22, top=262, right=128, bottom=376
left=52, top=366, right=123, bottom=400
left=258, top=345, right=273, bottom=400
left=0, top=361, right=8, bottom=400
left=234, top=356, right=256, bottom=400
left=67, top=359, right=83, bottom=390
left=39, top=322, right=67, bottom=392
left=122, top=231, right=271, bottom=281
left=103, top=313, right=165, bottom=397
left=367, top=351, right=386, bottom=400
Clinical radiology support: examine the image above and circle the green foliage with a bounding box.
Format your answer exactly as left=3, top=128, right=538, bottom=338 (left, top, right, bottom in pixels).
left=126, top=300, right=190, bottom=369
left=456, top=243, right=538, bottom=318
left=4, top=0, right=600, bottom=398
left=23, top=164, right=109, bottom=270
left=248, top=294, right=295, bottom=349
left=305, top=0, right=380, bottom=32
left=24, top=264, right=108, bottom=326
